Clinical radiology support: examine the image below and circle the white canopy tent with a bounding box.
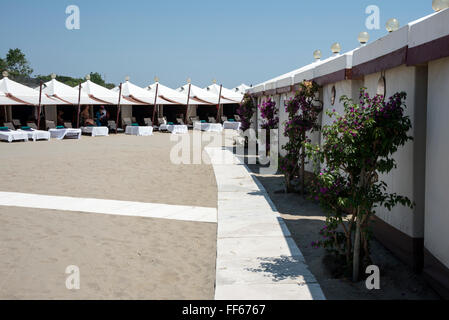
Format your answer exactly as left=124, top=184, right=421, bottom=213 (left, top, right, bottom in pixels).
left=232, top=83, right=250, bottom=95
left=177, top=82, right=237, bottom=105
left=0, top=75, right=60, bottom=106
left=116, top=80, right=171, bottom=105
left=146, top=81, right=198, bottom=105
left=39, top=78, right=100, bottom=105
left=79, top=79, right=133, bottom=106
left=204, top=83, right=244, bottom=103
left=0, top=92, right=27, bottom=105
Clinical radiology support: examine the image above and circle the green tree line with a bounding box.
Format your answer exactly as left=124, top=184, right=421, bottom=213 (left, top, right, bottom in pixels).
left=0, top=48, right=115, bottom=89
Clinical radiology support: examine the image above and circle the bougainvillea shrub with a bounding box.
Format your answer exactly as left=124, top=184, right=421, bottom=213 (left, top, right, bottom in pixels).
left=305, top=88, right=413, bottom=280
left=280, top=81, right=321, bottom=193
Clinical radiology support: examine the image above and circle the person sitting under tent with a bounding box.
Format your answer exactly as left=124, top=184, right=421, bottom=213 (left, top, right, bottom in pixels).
left=96, top=106, right=108, bottom=126
left=80, top=106, right=95, bottom=126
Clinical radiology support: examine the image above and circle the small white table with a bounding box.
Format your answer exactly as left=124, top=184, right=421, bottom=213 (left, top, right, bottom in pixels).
left=125, top=126, right=153, bottom=136
left=0, top=130, right=28, bottom=143
left=193, top=122, right=223, bottom=132
left=223, top=121, right=241, bottom=131
left=81, top=126, right=109, bottom=137
left=167, top=125, right=188, bottom=134
left=49, top=128, right=82, bottom=140
left=18, top=129, right=51, bottom=141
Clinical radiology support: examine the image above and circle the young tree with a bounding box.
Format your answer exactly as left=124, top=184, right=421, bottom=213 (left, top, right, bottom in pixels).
left=5, top=48, right=33, bottom=78
left=258, top=97, right=279, bottom=154
left=280, top=81, right=321, bottom=193
left=306, top=88, right=413, bottom=281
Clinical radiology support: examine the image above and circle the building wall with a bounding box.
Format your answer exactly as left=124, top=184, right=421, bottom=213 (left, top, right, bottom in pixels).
left=363, top=64, right=428, bottom=271
left=424, top=56, right=449, bottom=286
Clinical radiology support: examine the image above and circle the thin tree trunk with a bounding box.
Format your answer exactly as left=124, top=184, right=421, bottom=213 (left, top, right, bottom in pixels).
left=352, top=213, right=361, bottom=281
left=353, top=167, right=365, bottom=282
left=300, top=132, right=306, bottom=196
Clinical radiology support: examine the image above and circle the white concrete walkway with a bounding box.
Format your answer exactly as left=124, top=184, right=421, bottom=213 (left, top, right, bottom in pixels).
left=206, top=147, right=325, bottom=300
left=0, top=191, right=217, bottom=223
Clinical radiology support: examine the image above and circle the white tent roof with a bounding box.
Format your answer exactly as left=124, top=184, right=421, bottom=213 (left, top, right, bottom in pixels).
left=0, top=76, right=60, bottom=105
left=204, top=83, right=243, bottom=104
left=176, top=83, right=235, bottom=105
left=231, top=84, right=250, bottom=95
left=146, top=82, right=193, bottom=105
left=0, top=92, right=26, bottom=105
left=79, top=80, right=134, bottom=105
left=39, top=78, right=100, bottom=105
left=117, top=80, right=171, bottom=105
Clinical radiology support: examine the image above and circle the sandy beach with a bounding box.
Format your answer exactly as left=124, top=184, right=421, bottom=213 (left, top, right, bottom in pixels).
left=0, top=132, right=220, bottom=299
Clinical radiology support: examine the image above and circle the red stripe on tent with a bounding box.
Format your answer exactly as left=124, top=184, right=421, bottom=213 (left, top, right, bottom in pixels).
left=5, top=93, right=35, bottom=106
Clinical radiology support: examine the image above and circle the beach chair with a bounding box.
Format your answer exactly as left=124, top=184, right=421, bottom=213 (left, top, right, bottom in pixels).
left=26, top=122, right=38, bottom=130
left=143, top=118, right=153, bottom=126
left=4, top=122, right=15, bottom=130
left=107, top=120, right=124, bottom=133
left=221, top=116, right=228, bottom=123
left=208, top=117, right=217, bottom=124
left=189, top=116, right=199, bottom=124
left=158, top=117, right=167, bottom=131
left=64, top=122, right=73, bottom=128
left=46, top=120, right=56, bottom=130
left=122, top=117, right=132, bottom=128
left=234, top=114, right=241, bottom=122
left=12, top=119, right=21, bottom=128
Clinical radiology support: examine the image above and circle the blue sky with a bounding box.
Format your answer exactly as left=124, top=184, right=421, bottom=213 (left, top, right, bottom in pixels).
left=0, top=0, right=433, bottom=89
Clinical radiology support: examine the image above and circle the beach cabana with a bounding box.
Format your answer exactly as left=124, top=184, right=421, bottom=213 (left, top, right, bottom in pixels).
left=177, top=82, right=235, bottom=123
left=204, top=83, right=244, bottom=121
left=232, top=83, right=250, bottom=95
left=39, top=76, right=102, bottom=128
left=146, top=81, right=195, bottom=124
left=0, top=74, right=60, bottom=128
left=80, top=78, right=135, bottom=130
left=116, top=79, right=176, bottom=125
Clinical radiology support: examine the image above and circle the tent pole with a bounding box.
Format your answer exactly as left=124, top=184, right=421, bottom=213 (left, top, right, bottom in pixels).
left=76, top=83, right=82, bottom=128
left=116, top=83, right=122, bottom=134
left=37, top=81, right=43, bottom=129
left=216, top=84, right=222, bottom=122
left=152, top=82, right=159, bottom=124
left=185, top=83, right=191, bottom=124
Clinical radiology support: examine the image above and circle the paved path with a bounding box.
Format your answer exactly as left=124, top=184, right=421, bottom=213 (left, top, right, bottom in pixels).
left=0, top=192, right=217, bottom=223
left=206, top=147, right=325, bottom=300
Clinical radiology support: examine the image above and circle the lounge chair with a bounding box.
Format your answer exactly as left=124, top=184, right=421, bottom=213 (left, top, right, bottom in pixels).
left=143, top=118, right=153, bottom=126
left=158, top=117, right=168, bottom=131
left=64, top=122, right=73, bottom=128
left=46, top=120, right=56, bottom=130
left=208, top=117, right=217, bottom=124
left=26, top=122, right=38, bottom=130
left=4, top=122, right=15, bottom=130
left=189, top=116, right=200, bottom=124
left=12, top=119, right=21, bottom=128
left=107, top=120, right=124, bottom=133
left=0, top=125, right=28, bottom=143
left=123, top=117, right=132, bottom=127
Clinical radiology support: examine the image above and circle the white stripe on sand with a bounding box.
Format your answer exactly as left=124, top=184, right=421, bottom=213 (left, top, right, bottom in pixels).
left=0, top=191, right=217, bottom=223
